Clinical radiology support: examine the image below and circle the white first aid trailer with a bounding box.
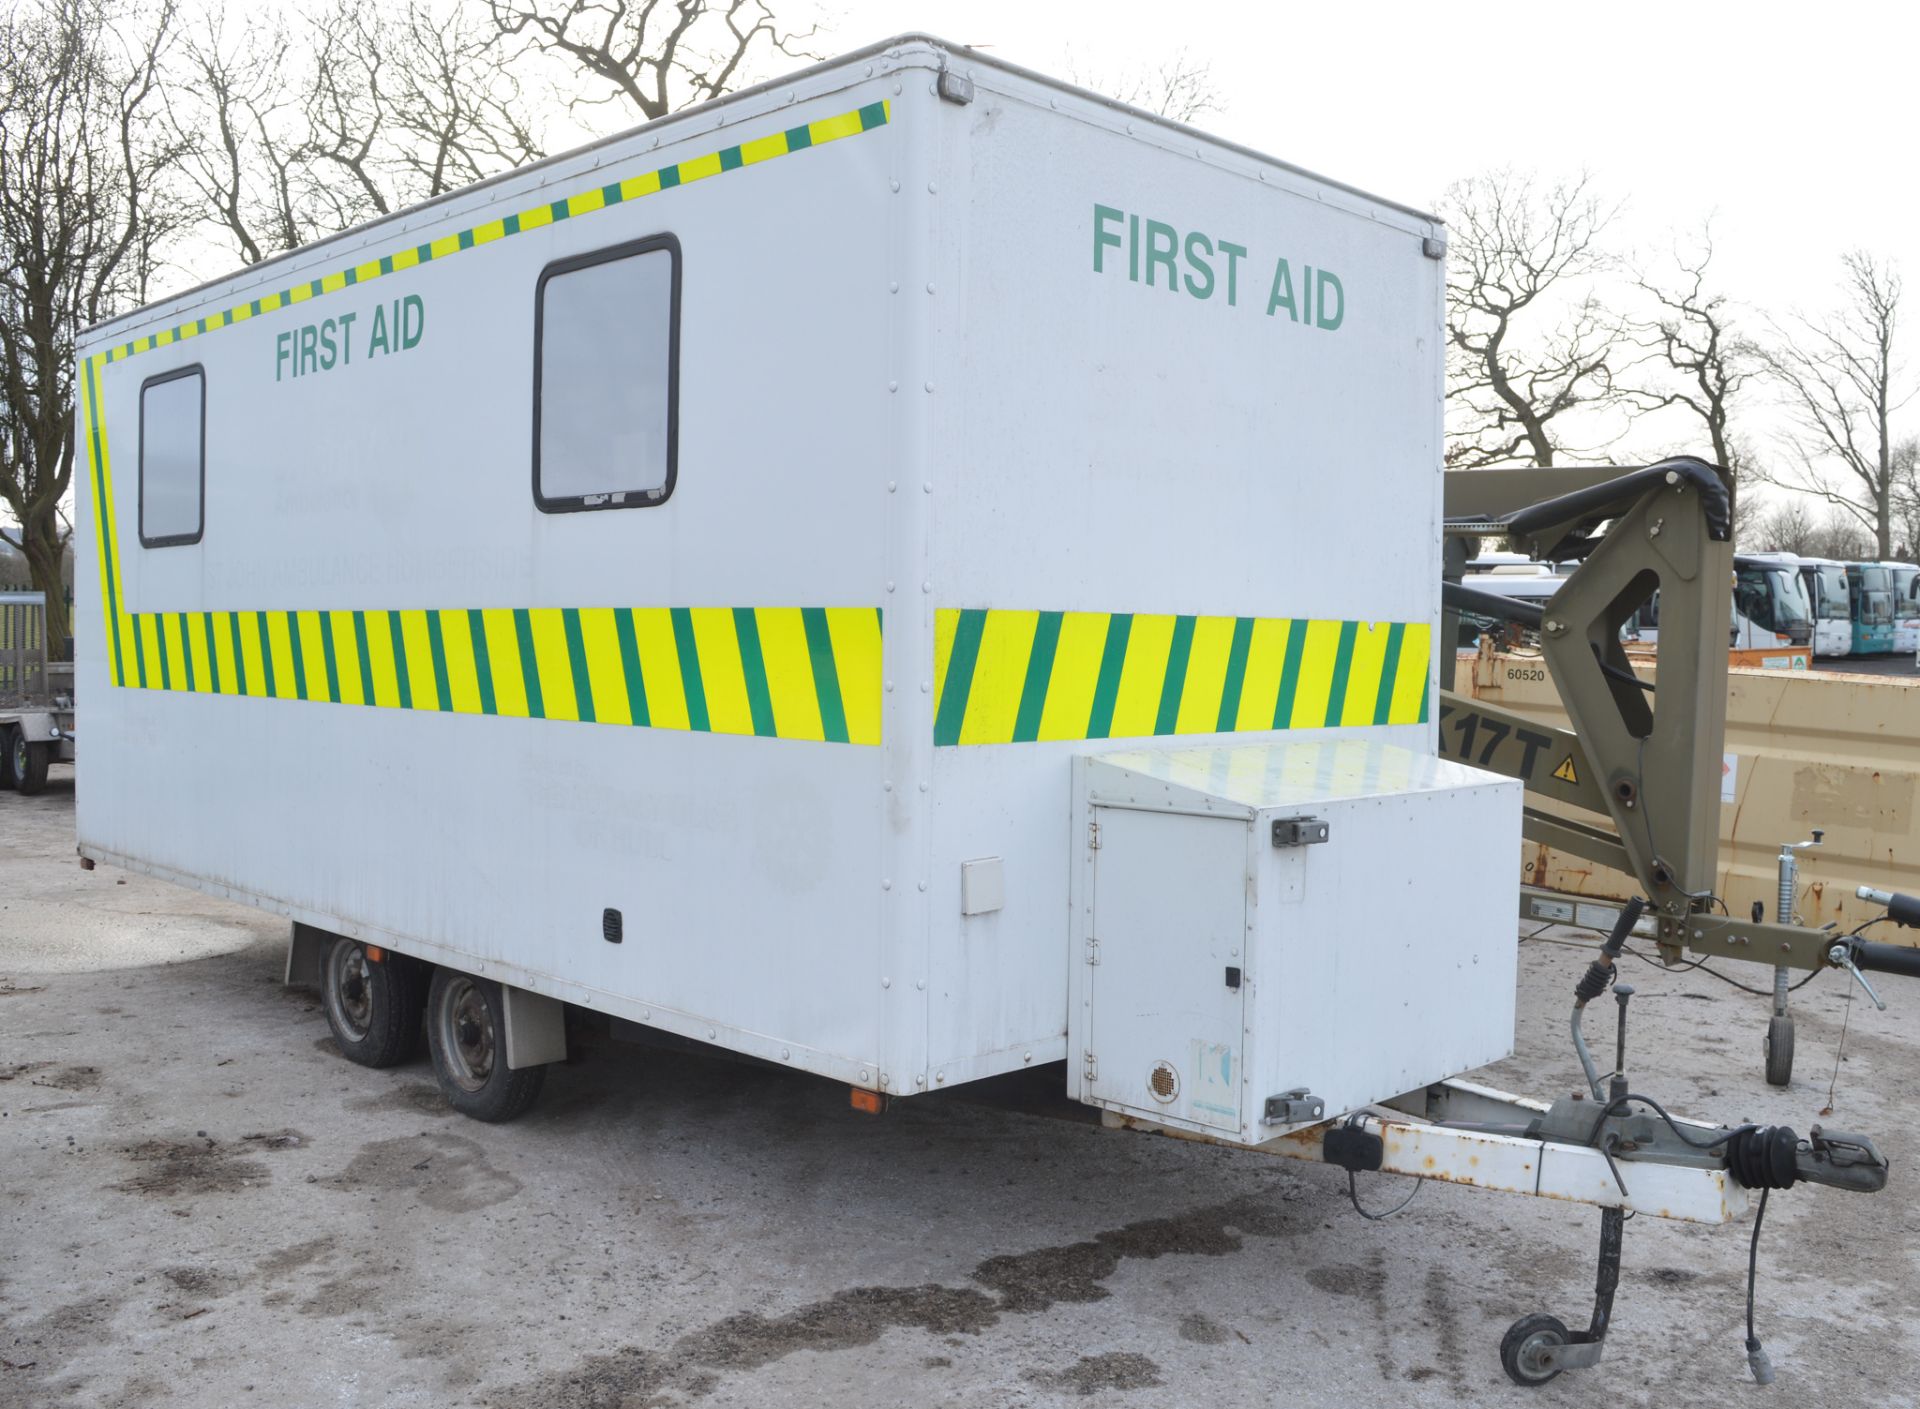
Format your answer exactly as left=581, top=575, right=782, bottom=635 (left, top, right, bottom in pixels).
left=78, top=31, right=1506, bottom=1121
left=76, top=35, right=1859, bottom=1383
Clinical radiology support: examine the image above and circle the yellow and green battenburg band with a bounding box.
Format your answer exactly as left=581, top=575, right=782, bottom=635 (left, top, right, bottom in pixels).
left=932, top=609, right=1430, bottom=746
left=88, top=102, right=891, bottom=368
left=118, top=607, right=885, bottom=746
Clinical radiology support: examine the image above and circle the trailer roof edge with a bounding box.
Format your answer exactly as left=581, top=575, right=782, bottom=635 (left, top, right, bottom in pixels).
left=83, top=33, right=1443, bottom=343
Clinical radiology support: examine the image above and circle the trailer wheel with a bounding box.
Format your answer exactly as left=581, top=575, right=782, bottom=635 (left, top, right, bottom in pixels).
left=1499, top=1313, right=1569, bottom=1386
left=1764, top=1014, right=1794, bottom=1087
left=321, top=938, right=424, bottom=1067
left=0, top=727, right=15, bottom=790
left=11, top=731, right=49, bottom=795
left=426, top=969, right=545, bottom=1123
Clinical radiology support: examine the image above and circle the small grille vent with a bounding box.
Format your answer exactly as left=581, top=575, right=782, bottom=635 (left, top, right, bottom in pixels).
left=1148, top=1061, right=1179, bottom=1103
left=602, top=908, right=623, bottom=944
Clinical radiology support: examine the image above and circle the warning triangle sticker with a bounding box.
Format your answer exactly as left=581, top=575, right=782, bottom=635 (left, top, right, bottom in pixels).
left=1552, top=756, right=1579, bottom=785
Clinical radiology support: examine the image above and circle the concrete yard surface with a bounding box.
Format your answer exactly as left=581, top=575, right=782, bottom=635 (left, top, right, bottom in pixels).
left=4, top=771, right=1919, bottom=1407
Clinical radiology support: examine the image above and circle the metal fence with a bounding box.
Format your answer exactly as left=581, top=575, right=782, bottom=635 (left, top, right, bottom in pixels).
left=0, top=592, right=48, bottom=704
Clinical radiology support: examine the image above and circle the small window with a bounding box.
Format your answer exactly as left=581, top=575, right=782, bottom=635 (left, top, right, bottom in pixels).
left=533, top=234, right=680, bottom=513
left=139, top=365, right=205, bottom=546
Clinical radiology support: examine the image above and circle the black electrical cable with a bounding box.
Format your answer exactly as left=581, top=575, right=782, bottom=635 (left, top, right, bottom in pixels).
left=1844, top=916, right=1897, bottom=939
left=1519, top=928, right=1829, bottom=997
left=1634, top=907, right=1897, bottom=996
left=1584, top=1093, right=1757, bottom=1153
left=1347, top=1167, right=1424, bottom=1221
left=1597, top=657, right=1656, bottom=694
left=1620, top=948, right=1826, bottom=998
left=1827, top=978, right=1856, bottom=1112
left=1745, top=1188, right=1774, bottom=1383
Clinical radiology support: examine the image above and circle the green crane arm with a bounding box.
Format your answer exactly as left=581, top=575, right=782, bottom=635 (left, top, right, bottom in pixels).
left=1439, top=461, right=1826, bottom=970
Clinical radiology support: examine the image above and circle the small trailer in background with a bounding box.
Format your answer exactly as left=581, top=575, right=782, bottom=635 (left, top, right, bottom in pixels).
left=0, top=591, right=74, bottom=794
left=72, top=35, right=1895, bottom=1385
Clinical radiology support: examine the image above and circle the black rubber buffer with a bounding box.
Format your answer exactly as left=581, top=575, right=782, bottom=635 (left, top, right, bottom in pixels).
left=1726, top=1125, right=1799, bottom=1191
left=1574, top=960, right=1614, bottom=1005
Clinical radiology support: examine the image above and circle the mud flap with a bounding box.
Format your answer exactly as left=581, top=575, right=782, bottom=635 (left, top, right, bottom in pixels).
left=502, top=985, right=567, bottom=1070
left=284, top=922, right=329, bottom=988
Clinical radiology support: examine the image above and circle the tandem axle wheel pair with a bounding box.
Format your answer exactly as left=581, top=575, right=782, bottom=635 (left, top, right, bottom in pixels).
left=319, top=935, right=545, bottom=1122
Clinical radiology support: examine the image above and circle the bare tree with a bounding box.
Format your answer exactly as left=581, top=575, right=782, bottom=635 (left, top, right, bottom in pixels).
left=0, top=0, right=179, bottom=660
left=1443, top=170, right=1626, bottom=467
left=1891, top=437, right=1920, bottom=560
left=308, top=0, right=544, bottom=214
left=300, top=5, right=393, bottom=228
left=1811, top=507, right=1875, bottom=561
left=1626, top=226, right=1757, bottom=473
left=1070, top=48, right=1222, bottom=124
left=165, top=9, right=302, bottom=263
left=487, top=0, right=815, bottom=120
left=1759, top=252, right=1913, bottom=558
left=167, top=0, right=546, bottom=265
left=1747, top=497, right=1876, bottom=559
left=1747, top=496, right=1818, bottom=555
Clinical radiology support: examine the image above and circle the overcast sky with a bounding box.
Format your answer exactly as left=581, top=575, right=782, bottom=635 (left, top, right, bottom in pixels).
left=815, top=2, right=1914, bottom=298
left=808, top=0, right=1917, bottom=473
left=88, top=0, right=1920, bottom=489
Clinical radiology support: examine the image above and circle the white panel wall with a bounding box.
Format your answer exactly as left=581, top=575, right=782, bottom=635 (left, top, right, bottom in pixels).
left=77, top=69, right=911, bottom=1083
left=75, top=39, right=1453, bottom=1098
left=920, top=66, right=1448, bottom=1082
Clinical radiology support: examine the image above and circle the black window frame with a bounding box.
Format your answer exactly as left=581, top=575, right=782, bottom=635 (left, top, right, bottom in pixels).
left=531, top=232, right=682, bottom=515
left=138, top=363, right=208, bottom=548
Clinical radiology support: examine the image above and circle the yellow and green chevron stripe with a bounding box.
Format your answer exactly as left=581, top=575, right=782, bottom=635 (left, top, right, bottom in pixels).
left=933, top=609, right=1430, bottom=747
left=117, top=606, right=882, bottom=746
left=89, top=102, right=890, bottom=368
left=76, top=101, right=891, bottom=695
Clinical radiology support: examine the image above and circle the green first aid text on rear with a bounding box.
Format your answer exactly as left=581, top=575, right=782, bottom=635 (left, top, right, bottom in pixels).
left=1092, top=204, right=1345, bottom=331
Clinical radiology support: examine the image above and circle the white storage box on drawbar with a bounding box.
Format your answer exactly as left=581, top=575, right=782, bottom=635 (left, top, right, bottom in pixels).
left=1069, top=739, right=1522, bottom=1144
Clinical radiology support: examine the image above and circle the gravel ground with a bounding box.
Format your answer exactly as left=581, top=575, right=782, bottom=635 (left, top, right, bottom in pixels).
left=4, top=766, right=1919, bottom=1408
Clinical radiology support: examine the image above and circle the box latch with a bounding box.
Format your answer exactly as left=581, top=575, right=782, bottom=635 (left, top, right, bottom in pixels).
left=1262, top=1089, right=1325, bottom=1125
left=1271, top=816, right=1330, bottom=847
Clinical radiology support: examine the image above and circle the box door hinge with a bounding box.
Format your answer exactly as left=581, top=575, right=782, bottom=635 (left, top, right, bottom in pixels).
left=1082, top=1050, right=1098, bottom=1081
left=1084, top=936, right=1100, bottom=965
left=1088, top=819, right=1101, bottom=850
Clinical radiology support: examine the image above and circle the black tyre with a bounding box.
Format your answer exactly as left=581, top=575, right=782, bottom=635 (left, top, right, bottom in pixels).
left=426, top=969, right=545, bottom=1123
left=0, top=727, right=15, bottom=790
left=1499, top=1313, right=1570, bottom=1387
left=321, top=937, right=425, bottom=1067
left=1764, top=1014, right=1794, bottom=1087
left=12, top=731, right=49, bottom=795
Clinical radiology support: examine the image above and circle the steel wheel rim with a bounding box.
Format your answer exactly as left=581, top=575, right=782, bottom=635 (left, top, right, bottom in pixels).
left=327, top=943, right=374, bottom=1041
left=1516, top=1329, right=1562, bottom=1379
left=11, top=732, right=23, bottom=776
left=438, top=978, right=493, bottom=1093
